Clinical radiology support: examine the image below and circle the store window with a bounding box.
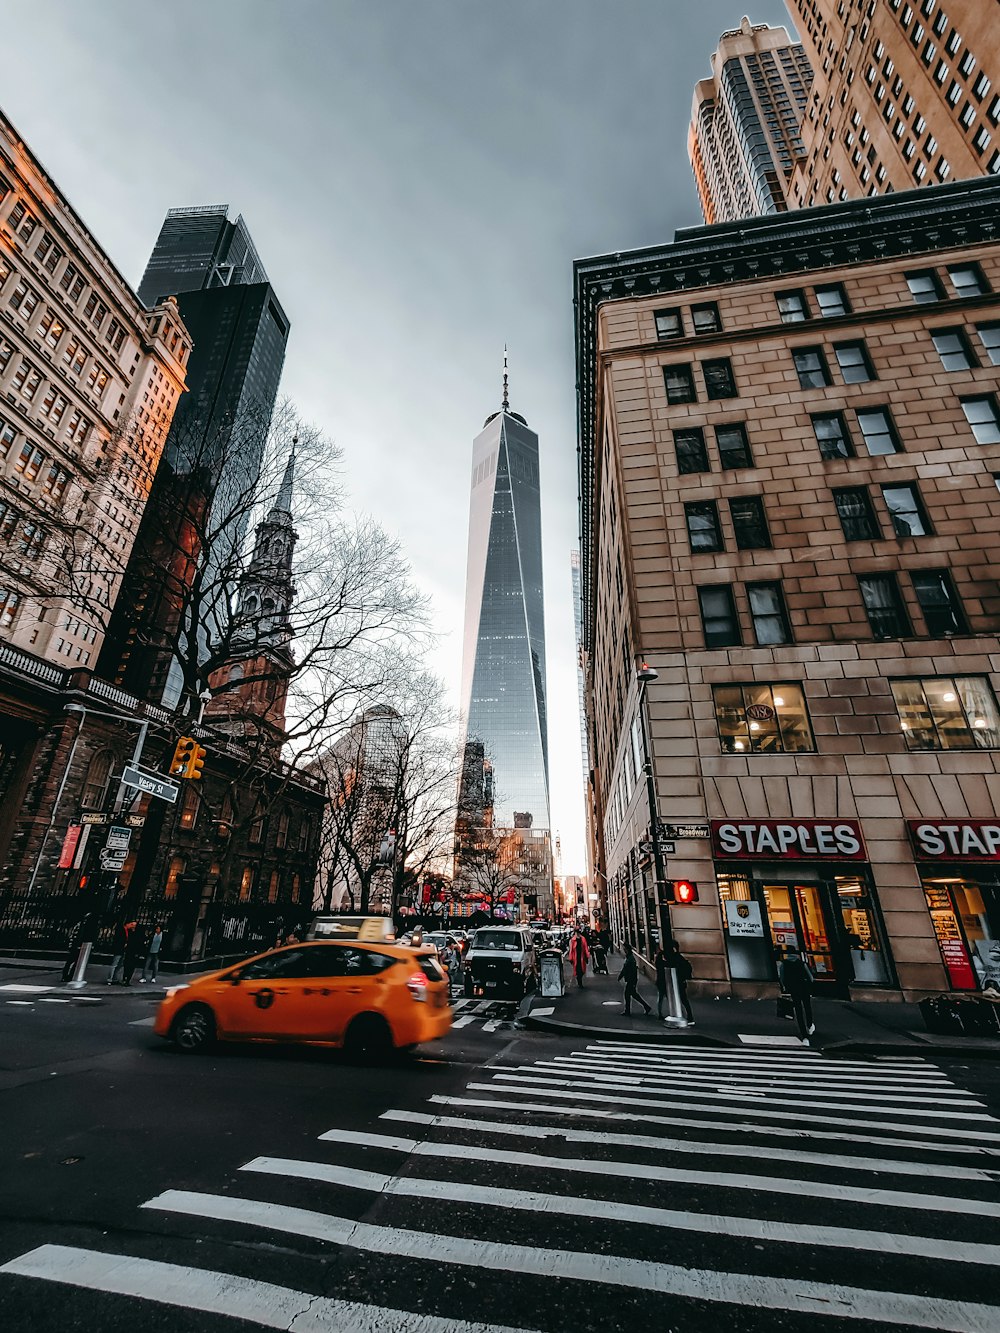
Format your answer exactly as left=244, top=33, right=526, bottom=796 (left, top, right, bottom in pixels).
left=713, top=682, right=814, bottom=753
left=891, top=675, right=1000, bottom=749
left=924, top=881, right=1000, bottom=991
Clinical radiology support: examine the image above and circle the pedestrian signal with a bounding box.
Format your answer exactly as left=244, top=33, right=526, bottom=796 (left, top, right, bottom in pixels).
left=666, top=879, right=699, bottom=904
left=169, top=737, right=196, bottom=777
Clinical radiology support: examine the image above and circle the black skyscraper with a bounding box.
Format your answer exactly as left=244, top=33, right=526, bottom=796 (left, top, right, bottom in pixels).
left=100, top=207, right=289, bottom=708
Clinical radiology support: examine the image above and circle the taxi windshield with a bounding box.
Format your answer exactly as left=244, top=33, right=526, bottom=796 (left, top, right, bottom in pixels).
left=473, top=931, right=522, bottom=951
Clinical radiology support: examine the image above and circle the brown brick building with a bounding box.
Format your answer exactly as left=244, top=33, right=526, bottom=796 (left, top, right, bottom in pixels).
left=575, top=176, right=1000, bottom=1001
left=789, top=0, right=999, bottom=207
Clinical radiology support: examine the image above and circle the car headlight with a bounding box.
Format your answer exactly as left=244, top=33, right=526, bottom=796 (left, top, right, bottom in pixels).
left=165, top=985, right=189, bottom=1000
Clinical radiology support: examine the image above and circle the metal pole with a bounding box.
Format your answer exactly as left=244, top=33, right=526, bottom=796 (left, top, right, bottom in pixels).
left=69, top=717, right=150, bottom=988
left=638, top=676, right=687, bottom=1026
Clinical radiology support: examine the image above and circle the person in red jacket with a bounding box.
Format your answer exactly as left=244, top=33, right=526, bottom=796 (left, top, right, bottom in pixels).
left=567, top=929, right=591, bottom=988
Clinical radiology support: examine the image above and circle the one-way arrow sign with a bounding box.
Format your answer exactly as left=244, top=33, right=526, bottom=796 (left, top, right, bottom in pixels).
left=121, top=765, right=179, bottom=804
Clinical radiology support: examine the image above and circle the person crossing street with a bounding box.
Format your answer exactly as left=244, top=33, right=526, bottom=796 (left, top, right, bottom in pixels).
left=618, top=942, right=652, bottom=1015
left=567, top=929, right=590, bottom=988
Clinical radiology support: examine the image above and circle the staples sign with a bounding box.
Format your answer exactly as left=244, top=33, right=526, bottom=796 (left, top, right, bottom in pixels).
left=711, top=819, right=867, bottom=861
left=908, top=820, right=1000, bottom=861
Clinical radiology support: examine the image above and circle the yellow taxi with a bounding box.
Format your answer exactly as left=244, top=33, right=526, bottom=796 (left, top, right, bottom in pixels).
left=154, top=939, right=451, bottom=1057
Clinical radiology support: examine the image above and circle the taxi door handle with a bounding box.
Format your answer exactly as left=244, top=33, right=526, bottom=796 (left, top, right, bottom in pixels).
left=346, top=986, right=364, bottom=994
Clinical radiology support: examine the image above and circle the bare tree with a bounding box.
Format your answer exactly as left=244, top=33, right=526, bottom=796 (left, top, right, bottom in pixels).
left=455, top=824, right=530, bottom=921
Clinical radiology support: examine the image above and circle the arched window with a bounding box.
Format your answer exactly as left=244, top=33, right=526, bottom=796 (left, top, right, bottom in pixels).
left=239, top=865, right=256, bottom=901
left=291, top=872, right=301, bottom=903
left=261, top=597, right=275, bottom=616
left=81, top=750, right=114, bottom=809
left=267, top=870, right=280, bottom=903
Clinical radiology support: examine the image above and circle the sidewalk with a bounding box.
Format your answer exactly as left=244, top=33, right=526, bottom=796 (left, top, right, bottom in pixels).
left=523, top=968, right=1000, bottom=1059
left=0, top=958, right=195, bottom=1001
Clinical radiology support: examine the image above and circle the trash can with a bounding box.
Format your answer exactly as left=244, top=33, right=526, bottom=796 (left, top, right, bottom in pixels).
left=539, top=948, right=565, bottom=998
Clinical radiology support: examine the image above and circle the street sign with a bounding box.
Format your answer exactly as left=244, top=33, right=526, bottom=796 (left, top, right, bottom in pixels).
left=80, top=813, right=109, bottom=826
left=121, top=765, right=179, bottom=804
left=100, top=851, right=126, bottom=872
left=106, top=826, right=132, bottom=853
left=660, top=823, right=711, bottom=840
left=658, top=840, right=676, bottom=856
left=58, top=825, right=83, bottom=869
left=123, top=814, right=146, bottom=828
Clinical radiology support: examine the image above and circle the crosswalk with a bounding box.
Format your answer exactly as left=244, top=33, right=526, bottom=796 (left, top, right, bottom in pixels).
left=0, top=982, right=103, bottom=1007
left=448, top=996, right=520, bottom=1031
left=3, top=1040, right=1000, bottom=1330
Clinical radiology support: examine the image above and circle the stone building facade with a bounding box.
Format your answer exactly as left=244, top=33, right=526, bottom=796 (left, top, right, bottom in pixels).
left=0, top=109, right=189, bottom=668
left=788, top=0, right=999, bottom=208
left=575, top=176, right=1000, bottom=1001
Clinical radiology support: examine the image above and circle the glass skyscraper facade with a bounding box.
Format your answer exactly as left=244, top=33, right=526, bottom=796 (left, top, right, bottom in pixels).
left=457, top=397, right=552, bottom=913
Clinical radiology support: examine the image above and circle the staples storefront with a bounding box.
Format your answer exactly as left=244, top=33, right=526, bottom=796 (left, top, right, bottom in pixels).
left=713, top=819, right=894, bottom=994
left=911, top=820, right=1000, bottom=992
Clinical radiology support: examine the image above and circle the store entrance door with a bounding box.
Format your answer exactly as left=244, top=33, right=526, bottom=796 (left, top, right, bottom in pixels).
left=762, top=882, right=847, bottom=993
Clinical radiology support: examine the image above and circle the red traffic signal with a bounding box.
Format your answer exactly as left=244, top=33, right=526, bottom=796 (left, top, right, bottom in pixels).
left=667, top=879, right=699, bottom=904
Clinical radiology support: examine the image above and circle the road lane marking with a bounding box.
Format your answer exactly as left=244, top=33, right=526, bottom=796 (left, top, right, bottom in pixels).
left=316, top=1129, right=1000, bottom=1217
left=483, top=1020, right=501, bottom=1032
left=532, top=1058, right=982, bottom=1104
left=0, top=1244, right=534, bottom=1333
left=143, top=1190, right=1000, bottom=1330
left=530, top=1006, right=555, bottom=1016
left=579, top=1049, right=956, bottom=1083
left=739, top=1034, right=805, bottom=1045
left=429, top=1094, right=1000, bottom=1157
left=241, top=1155, right=1000, bottom=1269
left=502, top=1066, right=991, bottom=1119
left=0, top=984, right=52, bottom=993
left=129, top=1016, right=156, bottom=1026
left=381, top=1109, right=998, bottom=1183
left=477, top=1077, right=1000, bottom=1141
left=590, top=1042, right=929, bottom=1068
left=452, top=1015, right=476, bottom=1028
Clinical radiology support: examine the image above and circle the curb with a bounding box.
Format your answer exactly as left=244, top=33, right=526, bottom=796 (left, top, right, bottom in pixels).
left=522, top=1012, right=1000, bottom=1059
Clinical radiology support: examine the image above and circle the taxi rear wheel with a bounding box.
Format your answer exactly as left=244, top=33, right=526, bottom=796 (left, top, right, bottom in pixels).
left=172, top=1003, right=215, bottom=1052
left=343, top=1013, right=392, bottom=1063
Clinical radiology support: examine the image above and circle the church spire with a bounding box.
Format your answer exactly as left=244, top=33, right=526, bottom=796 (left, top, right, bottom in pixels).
left=271, top=434, right=296, bottom=520
left=501, top=345, right=509, bottom=414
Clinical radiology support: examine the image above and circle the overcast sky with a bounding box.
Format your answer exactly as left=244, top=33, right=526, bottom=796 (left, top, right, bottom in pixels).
left=6, top=0, right=792, bottom=873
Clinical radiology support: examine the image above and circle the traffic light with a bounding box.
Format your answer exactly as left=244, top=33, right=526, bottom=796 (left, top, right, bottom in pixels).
left=667, top=879, right=699, bottom=905
left=169, top=738, right=207, bottom=779
left=185, top=742, right=207, bottom=781
left=170, top=737, right=195, bottom=777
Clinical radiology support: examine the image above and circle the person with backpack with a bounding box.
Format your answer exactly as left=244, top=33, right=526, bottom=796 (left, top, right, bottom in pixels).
left=779, top=947, right=816, bottom=1039
left=617, top=942, right=652, bottom=1015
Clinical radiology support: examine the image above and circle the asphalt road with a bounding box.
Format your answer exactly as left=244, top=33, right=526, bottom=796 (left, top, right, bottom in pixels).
left=2, top=990, right=1000, bottom=1333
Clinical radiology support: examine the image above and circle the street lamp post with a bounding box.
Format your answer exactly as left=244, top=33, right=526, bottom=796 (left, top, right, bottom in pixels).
left=636, top=662, right=688, bottom=1026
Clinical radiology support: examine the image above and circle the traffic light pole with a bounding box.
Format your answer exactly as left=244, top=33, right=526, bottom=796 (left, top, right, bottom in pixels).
left=68, top=718, right=149, bottom=989
left=637, top=667, right=688, bottom=1027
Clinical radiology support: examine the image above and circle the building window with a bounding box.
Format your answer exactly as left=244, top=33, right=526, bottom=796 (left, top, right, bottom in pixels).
left=654, top=308, right=683, bottom=339
left=179, top=786, right=201, bottom=831
left=856, top=406, right=901, bottom=455
left=267, top=870, right=280, bottom=904
left=713, top=683, right=814, bottom=754
left=684, top=501, right=724, bottom=553
left=960, top=395, right=1000, bottom=443
left=948, top=263, right=989, bottom=298
left=811, top=411, right=854, bottom=459
left=0, top=588, right=19, bottom=631
left=702, top=358, right=737, bottom=400
left=973, top=73, right=993, bottom=102
left=974, top=126, right=993, bottom=155
left=716, top=422, right=753, bottom=469
left=691, top=302, right=721, bottom=334
left=792, top=346, right=831, bottom=389
left=814, top=283, right=850, bottom=317
left=239, top=865, right=255, bottom=901
left=729, top=496, right=770, bottom=549
left=276, top=808, right=291, bottom=849
left=976, top=323, right=1000, bottom=366
left=747, top=582, right=792, bottom=646
left=249, top=801, right=265, bottom=844
left=698, top=585, right=741, bottom=648
left=931, top=327, right=977, bottom=369
left=165, top=856, right=187, bottom=900
left=81, top=750, right=114, bottom=809
left=892, top=676, right=1000, bottom=750
left=834, top=340, right=876, bottom=383
left=882, top=483, right=931, bottom=537
left=858, top=573, right=912, bottom=639
left=673, top=427, right=708, bottom=474
left=776, top=290, right=810, bottom=322
left=911, top=569, right=967, bottom=635
left=906, top=269, right=944, bottom=302
left=663, top=364, right=696, bottom=404
left=833, top=486, right=880, bottom=541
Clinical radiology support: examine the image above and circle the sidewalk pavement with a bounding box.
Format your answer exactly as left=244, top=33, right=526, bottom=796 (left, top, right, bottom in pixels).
left=523, top=967, right=1000, bottom=1059
left=0, top=958, right=201, bottom=1001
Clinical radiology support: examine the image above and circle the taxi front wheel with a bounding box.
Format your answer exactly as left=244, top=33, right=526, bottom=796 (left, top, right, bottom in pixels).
left=171, top=1003, right=215, bottom=1053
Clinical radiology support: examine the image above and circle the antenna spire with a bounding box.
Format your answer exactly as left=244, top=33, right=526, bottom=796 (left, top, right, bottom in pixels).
left=502, top=344, right=509, bottom=413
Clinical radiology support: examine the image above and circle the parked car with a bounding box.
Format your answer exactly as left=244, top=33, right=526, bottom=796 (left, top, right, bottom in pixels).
left=154, top=940, right=451, bottom=1059
left=463, top=926, right=537, bottom=1000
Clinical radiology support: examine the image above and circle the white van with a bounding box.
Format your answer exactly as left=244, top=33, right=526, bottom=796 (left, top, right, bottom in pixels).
left=464, top=926, right=537, bottom=999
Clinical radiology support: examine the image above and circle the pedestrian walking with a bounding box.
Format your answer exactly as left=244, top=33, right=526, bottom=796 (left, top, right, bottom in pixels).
left=107, top=919, right=131, bottom=984
left=617, top=942, right=652, bottom=1015
left=778, top=947, right=816, bottom=1039
left=592, top=940, right=608, bottom=974
left=656, top=940, right=695, bottom=1023
left=567, top=929, right=590, bottom=988
left=599, top=928, right=613, bottom=957
left=121, top=921, right=143, bottom=986
left=140, top=923, right=164, bottom=983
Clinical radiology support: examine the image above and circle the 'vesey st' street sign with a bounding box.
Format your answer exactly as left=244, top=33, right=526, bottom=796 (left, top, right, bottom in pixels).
left=121, top=766, right=179, bottom=804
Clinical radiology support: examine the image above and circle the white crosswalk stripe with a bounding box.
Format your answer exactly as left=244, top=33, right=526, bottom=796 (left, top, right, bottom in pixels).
left=444, top=998, right=519, bottom=1031
left=3, top=1040, right=1000, bottom=1330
